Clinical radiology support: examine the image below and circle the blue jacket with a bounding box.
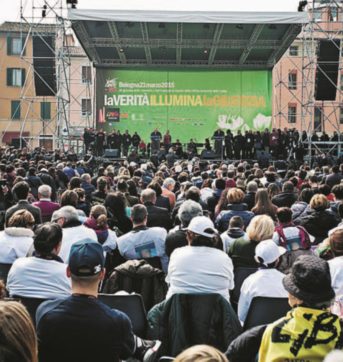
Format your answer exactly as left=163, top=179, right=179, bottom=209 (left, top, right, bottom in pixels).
left=216, top=203, right=254, bottom=233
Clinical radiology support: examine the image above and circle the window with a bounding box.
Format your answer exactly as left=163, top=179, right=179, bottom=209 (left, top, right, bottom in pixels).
left=314, top=106, right=323, bottom=132
left=41, top=102, right=51, bottom=120
left=11, top=100, right=20, bottom=120
left=340, top=107, right=343, bottom=124
left=289, top=45, right=299, bottom=56
left=82, top=66, right=92, bottom=83
left=329, top=8, right=338, bottom=22
left=288, top=104, right=297, bottom=123
left=7, top=68, right=25, bottom=87
left=313, top=9, right=322, bottom=22
left=7, top=37, right=24, bottom=56
left=81, top=99, right=92, bottom=117
left=288, top=71, right=297, bottom=90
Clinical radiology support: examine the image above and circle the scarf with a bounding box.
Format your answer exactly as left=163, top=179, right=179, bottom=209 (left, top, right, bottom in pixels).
left=259, top=307, right=343, bottom=362
left=84, top=217, right=108, bottom=245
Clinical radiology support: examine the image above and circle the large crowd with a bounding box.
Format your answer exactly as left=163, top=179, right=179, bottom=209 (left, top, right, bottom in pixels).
left=0, top=145, right=343, bottom=362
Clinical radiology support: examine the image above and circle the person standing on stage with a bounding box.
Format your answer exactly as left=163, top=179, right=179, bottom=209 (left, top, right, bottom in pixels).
left=95, top=129, right=106, bottom=156
left=112, top=130, right=122, bottom=153
left=262, top=128, right=270, bottom=153
left=163, top=130, right=172, bottom=152
left=150, top=128, right=162, bottom=154
left=245, top=130, right=254, bottom=159
left=132, top=132, right=141, bottom=150
left=233, top=130, right=244, bottom=159
left=212, top=128, right=225, bottom=156
left=107, top=130, right=115, bottom=149
left=187, top=139, right=197, bottom=159
left=83, top=128, right=92, bottom=154
left=225, top=130, right=233, bottom=159
left=122, top=130, right=132, bottom=157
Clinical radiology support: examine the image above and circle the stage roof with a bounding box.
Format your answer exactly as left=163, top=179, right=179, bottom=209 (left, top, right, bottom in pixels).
left=69, top=9, right=308, bottom=69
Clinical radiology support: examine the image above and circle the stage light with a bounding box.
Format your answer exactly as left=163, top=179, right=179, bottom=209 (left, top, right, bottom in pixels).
left=298, top=1, right=308, bottom=12
left=204, top=49, right=208, bottom=54
left=66, top=0, right=78, bottom=9
left=119, top=48, right=124, bottom=53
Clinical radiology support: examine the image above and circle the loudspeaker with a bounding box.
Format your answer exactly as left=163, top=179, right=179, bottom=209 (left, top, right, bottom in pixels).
left=315, top=40, right=340, bottom=101
left=103, top=149, right=120, bottom=158
left=33, top=36, right=56, bottom=96
left=201, top=150, right=217, bottom=160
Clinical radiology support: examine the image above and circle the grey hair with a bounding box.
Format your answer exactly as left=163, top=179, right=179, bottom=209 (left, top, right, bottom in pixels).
left=178, top=200, right=203, bottom=227
left=141, top=188, right=156, bottom=203
left=80, top=173, right=91, bottom=182
left=38, top=184, right=52, bottom=198
left=246, top=181, right=258, bottom=192
left=163, top=177, right=176, bottom=187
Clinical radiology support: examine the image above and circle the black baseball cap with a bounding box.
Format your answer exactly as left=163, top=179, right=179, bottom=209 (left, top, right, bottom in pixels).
left=68, top=239, right=105, bottom=277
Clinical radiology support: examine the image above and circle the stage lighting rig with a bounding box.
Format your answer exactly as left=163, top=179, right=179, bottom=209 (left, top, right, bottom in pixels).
left=66, top=0, right=78, bottom=9
left=298, top=1, right=308, bottom=12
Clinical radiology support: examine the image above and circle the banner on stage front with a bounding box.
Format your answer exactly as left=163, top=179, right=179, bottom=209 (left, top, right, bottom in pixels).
left=96, top=69, right=272, bottom=143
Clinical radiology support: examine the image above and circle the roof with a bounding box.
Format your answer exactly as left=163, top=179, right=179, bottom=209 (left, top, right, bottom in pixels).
left=0, top=21, right=56, bottom=34
left=69, top=9, right=307, bottom=69
left=68, top=46, right=87, bottom=57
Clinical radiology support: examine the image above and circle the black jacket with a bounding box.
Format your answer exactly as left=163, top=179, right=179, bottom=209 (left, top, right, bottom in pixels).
left=145, top=202, right=172, bottom=231
left=147, top=294, right=242, bottom=357
left=5, top=200, right=42, bottom=226
left=272, top=192, right=298, bottom=208
left=165, top=227, right=187, bottom=257
left=243, top=192, right=256, bottom=211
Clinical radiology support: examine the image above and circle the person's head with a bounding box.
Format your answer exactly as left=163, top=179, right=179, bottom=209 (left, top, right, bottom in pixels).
left=309, top=193, right=329, bottom=211
left=7, top=209, right=35, bottom=229
left=96, top=177, right=108, bottom=193
left=0, top=301, right=37, bottom=362
left=163, top=177, right=175, bottom=191
left=282, top=181, right=294, bottom=193
left=298, top=188, right=314, bottom=204
left=141, top=188, right=156, bottom=205
left=254, top=189, right=271, bottom=206
left=12, top=181, right=29, bottom=200
left=51, top=206, right=79, bottom=227
left=185, top=186, right=201, bottom=203
left=178, top=200, right=203, bottom=227
left=268, top=183, right=280, bottom=198
left=246, top=215, right=274, bottom=243
left=74, top=188, right=86, bottom=203
left=67, top=240, right=105, bottom=295
left=60, top=190, right=78, bottom=207
left=34, top=222, right=63, bottom=256
left=131, top=204, right=148, bottom=226
left=255, top=239, right=286, bottom=268
left=329, top=228, right=343, bottom=257
left=283, top=255, right=335, bottom=308
left=80, top=173, right=91, bottom=184
left=68, top=177, right=81, bottom=190
left=89, top=205, right=108, bottom=230
left=229, top=215, right=244, bottom=230
left=174, top=345, right=228, bottom=362
left=276, top=207, right=293, bottom=224
left=331, top=165, right=339, bottom=174
left=331, top=184, right=343, bottom=201
left=214, top=178, right=226, bottom=191
left=104, top=192, right=126, bottom=217
left=37, top=184, right=52, bottom=200
left=227, top=188, right=245, bottom=204
left=148, top=181, right=163, bottom=197
left=246, top=181, right=258, bottom=193
left=117, top=179, right=128, bottom=193
left=186, top=216, right=222, bottom=250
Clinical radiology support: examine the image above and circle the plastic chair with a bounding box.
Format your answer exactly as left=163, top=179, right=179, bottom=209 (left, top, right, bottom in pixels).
left=0, top=263, right=12, bottom=284
left=231, top=267, right=257, bottom=305
left=98, top=293, right=147, bottom=337
left=243, top=297, right=290, bottom=331
left=14, top=296, right=48, bottom=325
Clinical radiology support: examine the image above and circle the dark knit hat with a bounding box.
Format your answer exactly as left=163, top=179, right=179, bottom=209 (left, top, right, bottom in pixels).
left=283, top=255, right=335, bottom=304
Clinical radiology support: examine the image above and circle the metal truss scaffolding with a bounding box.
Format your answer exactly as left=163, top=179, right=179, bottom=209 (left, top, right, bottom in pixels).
left=14, top=0, right=71, bottom=150
left=274, top=0, right=343, bottom=164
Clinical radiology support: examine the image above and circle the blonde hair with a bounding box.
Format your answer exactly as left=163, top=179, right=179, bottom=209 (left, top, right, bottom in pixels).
left=310, top=194, right=329, bottom=210
left=227, top=188, right=245, bottom=204
left=90, top=205, right=108, bottom=229
left=174, top=345, right=228, bottom=362
left=247, top=215, right=274, bottom=242
left=0, top=301, right=38, bottom=362
left=7, top=210, right=35, bottom=228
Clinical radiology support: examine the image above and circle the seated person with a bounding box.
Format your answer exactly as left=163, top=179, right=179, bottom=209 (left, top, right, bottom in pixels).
left=238, top=240, right=287, bottom=324
left=221, top=216, right=248, bottom=254
left=0, top=209, right=34, bottom=264
left=7, top=222, right=71, bottom=299
left=166, top=216, right=234, bottom=303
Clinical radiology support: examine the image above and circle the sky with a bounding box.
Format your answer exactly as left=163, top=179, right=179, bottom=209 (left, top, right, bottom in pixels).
left=1, top=0, right=302, bottom=24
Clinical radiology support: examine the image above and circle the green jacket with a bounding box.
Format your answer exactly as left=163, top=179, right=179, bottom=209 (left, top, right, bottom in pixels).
left=147, top=293, right=242, bottom=357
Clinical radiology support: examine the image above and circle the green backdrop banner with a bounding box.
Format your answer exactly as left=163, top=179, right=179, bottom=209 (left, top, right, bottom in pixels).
left=96, top=69, right=272, bottom=143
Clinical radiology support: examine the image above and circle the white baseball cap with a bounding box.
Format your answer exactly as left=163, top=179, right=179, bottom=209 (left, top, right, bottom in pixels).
left=255, top=239, right=286, bottom=266
left=187, top=216, right=217, bottom=238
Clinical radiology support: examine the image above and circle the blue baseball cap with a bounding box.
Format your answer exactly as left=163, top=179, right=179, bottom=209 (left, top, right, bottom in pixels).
left=68, top=239, right=105, bottom=276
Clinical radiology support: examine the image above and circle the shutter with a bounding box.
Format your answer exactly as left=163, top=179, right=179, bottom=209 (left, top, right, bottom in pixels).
left=21, top=69, right=26, bottom=87
left=7, top=37, right=11, bottom=55
left=6, top=69, right=12, bottom=86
